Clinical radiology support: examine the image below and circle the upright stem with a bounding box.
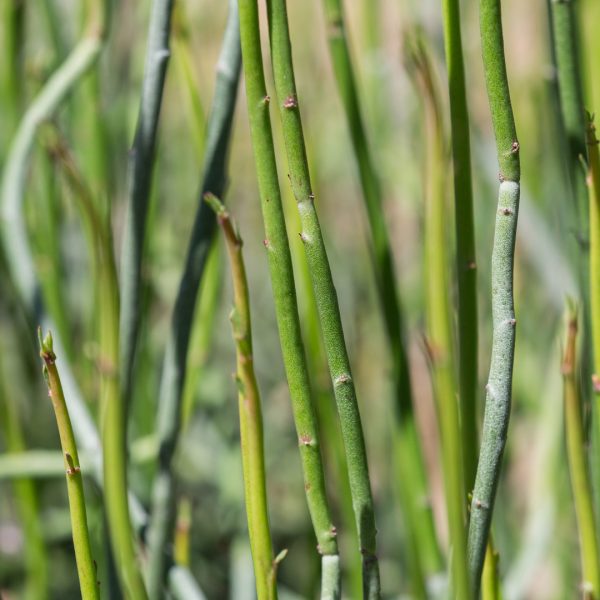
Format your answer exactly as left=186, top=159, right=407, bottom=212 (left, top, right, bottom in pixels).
left=39, top=330, right=100, bottom=600
left=265, top=0, right=379, bottom=595
left=237, top=1, right=341, bottom=597
left=405, top=32, right=470, bottom=600
left=562, top=305, right=600, bottom=597
left=119, top=0, right=174, bottom=408
left=441, top=0, right=479, bottom=491
left=481, top=537, right=501, bottom=600
left=321, top=0, right=441, bottom=586
left=468, top=0, right=521, bottom=593
left=206, top=195, right=277, bottom=600
left=146, top=3, right=241, bottom=595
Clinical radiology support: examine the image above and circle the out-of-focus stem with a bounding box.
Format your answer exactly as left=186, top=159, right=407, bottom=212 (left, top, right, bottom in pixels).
left=321, top=1, right=441, bottom=589
left=206, top=194, right=277, bottom=600
left=441, top=0, right=479, bottom=491
left=119, top=0, right=174, bottom=408
left=468, top=0, right=521, bottom=593
left=38, top=330, right=99, bottom=600
left=238, top=1, right=341, bottom=596
left=146, top=3, right=241, bottom=595
left=265, top=0, right=378, bottom=595
left=562, top=304, right=600, bottom=597
left=405, top=31, right=470, bottom=600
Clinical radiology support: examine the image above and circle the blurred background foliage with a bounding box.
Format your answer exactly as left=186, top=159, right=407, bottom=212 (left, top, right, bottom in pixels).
left=1, top=0, right=600, bottom=598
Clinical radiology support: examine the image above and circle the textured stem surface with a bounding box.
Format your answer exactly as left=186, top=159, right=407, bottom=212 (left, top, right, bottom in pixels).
left=562, top=306, right=600, bottom=596
left=146, top=4, right=241, bottom=596
left=207, top=195, right=277, bottom=600
left=322, top=0, right=441, bottom=587
left=266, top=0, right=379, bottom=596
left=39, top=331, right=99, bottom=600
left=468, top=0, right=520, bottom=593
left=119, top=0, right=174, bottom=408
left=237, top=1, right=341, bottom=597
left=441, top=0, right=479, bottom=491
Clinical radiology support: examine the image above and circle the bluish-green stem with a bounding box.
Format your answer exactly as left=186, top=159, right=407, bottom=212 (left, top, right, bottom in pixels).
left=146, top=2, right=241, bottom=596
left=321, top=0, right=441, bottom=590
left=119, top=0, right=174, bottom=410
left=468, top=0, right=521, bottom=593
left=238, top=0, right=342, bottom=597
left=265, top=0, right=379, bottom=595
left=207, top=194, right=278, bottom=600
left=441, top=0, right=479, bottom=492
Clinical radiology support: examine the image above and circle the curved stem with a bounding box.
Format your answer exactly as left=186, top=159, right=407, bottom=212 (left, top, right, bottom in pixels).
left=39, top=330, right=99, bottom=600
left=237, top=1, right=341, bottom=597
left=146, top=3, right=241, bottom=595
left=207, top=195, right=277, bottom=600
left=265, top=0, right=379, bottom=595
left=468, top=0, right=521, bottom=593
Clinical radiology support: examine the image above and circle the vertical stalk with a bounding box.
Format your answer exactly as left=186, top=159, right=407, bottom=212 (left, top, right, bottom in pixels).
left=441, top=0, right=479, bottom=491
left=206, top=194, right=277, bottom=600
left=146, top=2, right=241, bottom=595
left=562, top=304, right=600, bottom=597
left=38, top=330, right=100, bottom=600
left=320, top=0, right=442, bottom=587
left=237, top=1, right=342, bottom=596
left=119, top=0, right=174, bottom=407
left=405, top=31, right=470, bottom=600
left=481, top=537, right=501, bottom=600
left=468, top=0, right=521, bottom=593
left=265, top=0, right=379, bottom=595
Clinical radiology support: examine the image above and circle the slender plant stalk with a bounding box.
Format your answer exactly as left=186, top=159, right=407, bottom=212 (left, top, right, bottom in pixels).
left=441, top=0, right=479, bottom=491
left=49, top=136, right=148, bottom=600
left=481, top=537, right=501, bottom=600
left=119, top=0, right=174, bottom=407
left=405, top=31, right=470, bottom=600
left=238, top=1, right=342, bottom=596
left=146, top=4, right=241, bottom=595
left=468, top=0, right=521, bottom=593
left=587, top=117, right=600, bottom=437
left=206, top=194, right=277, bottom=600
left=562, top=304, right=600, bottom=597
left=264, top=1, right=380, bottom=595
left=38, top=330, right=99, bottom=600
left=320, top=1, right=442, bottom=588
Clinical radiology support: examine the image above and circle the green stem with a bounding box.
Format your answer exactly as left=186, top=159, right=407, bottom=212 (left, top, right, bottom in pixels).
left=321, top=0, right=441, bottom=587
left=265, top=1, right=379, bottom=595
left=441, top=0, right=479, bottom=492
left=237, top=1, right=341, bottom=596
left=38, top=330, right=100, bottom=600
left=119, top=0, right=174, bottom=408
left=468, top=0, right=521, bottom=593
left=405, top=31, right=470, bottom=600
left=206, top=194, right=277, bottom=600
left=481, top=537, right=502, bottom=600
left=562, top=304, right=600, bottom=597
left=146, top=4, right=241, bottom=595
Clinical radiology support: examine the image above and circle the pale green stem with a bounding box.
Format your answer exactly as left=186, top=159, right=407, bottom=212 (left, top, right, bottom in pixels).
left=481, top=537, right=502, bottom=600
left=468, top=0, right=521, bottom=593
left=265, top=0, right=379, bottom=595
left=207, top=194, right=277, bottom=600
left=39, top=330, right=100, bottom=600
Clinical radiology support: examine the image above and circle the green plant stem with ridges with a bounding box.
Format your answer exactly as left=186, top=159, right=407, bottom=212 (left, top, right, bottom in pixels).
left=321, top=1, right=441, bottom=589
left=206, top=194, right=277, bottom=600
left=468, top=0, right=521, bottom=593
left=147, top=2, right=241, bottom=594
left=265, top=0, right=379, bottom=595
left=119, top=0, right=174, bottom=410
left=238, top=1, right=342, bottom=597
left=562, top=305, right=600, bottom=597
left=441, top=0, right=479, bottom=492
left=38, top=330, right=99, bottom=600
left=405, top=32, right=470, bottom=600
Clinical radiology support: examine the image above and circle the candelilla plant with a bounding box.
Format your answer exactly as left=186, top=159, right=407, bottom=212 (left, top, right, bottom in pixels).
left=8, top=1, right=600, bottom=599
